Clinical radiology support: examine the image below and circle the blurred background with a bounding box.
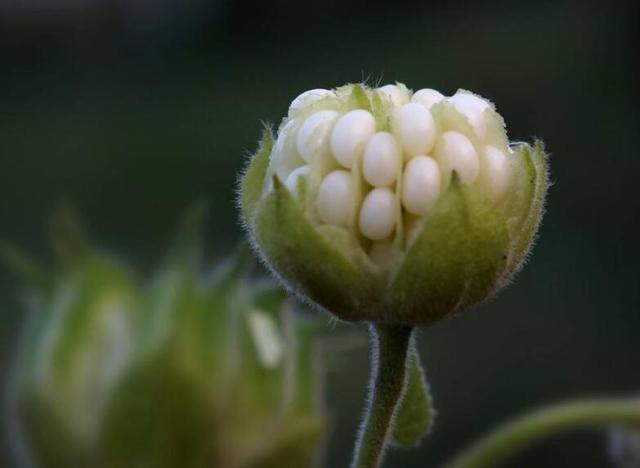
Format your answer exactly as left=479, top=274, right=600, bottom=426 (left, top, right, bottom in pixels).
left=1, top=0, right=639, bottom=466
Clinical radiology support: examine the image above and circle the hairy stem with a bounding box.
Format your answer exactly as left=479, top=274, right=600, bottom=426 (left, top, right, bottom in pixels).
left=443, top=398, right=640, bottom=468
left=351, top=324, right=414, bottom=468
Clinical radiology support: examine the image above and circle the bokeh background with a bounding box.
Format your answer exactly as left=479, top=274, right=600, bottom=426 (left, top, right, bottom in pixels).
left=1, top=0, right=639, bottom=466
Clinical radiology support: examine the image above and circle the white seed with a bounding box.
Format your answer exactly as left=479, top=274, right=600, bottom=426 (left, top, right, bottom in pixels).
left=401, top=156, right=441, bottom=215
left=330, top=110, right=376, bottom=168
left=448, top=92, right=491, bottom=138
left=362, top=132, right=401, bottom=187
left=289, top=89, right=334, bottom=115
left=378, top=84, right=408, bottom=107
left=359, top=187, right=397, bottom=240
left=411, top=88, right=445, bottom=109
left=296, top=110, right=339, bottom=162
left=393, top=103, right=436, bottom=159
left=482, top=146, right=512, bottom=201
left=435, top=131, right=480, bottom=185
left=285, top=165, right=310, bottom=195
left=317, top=170, right=354, bottom=227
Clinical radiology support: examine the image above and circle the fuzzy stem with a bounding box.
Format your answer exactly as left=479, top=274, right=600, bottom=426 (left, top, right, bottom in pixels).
left=351, top=323, right=414, bottom=468
left=443, top=398, right=640, bottom=468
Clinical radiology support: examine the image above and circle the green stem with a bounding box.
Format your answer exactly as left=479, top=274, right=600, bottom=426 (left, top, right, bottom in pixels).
left=443, top=398, right=640, bottom=468
left=351, top=323, right=414, bottom=468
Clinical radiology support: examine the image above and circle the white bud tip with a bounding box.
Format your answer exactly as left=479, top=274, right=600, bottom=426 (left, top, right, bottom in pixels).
left=296, top=110, right=339, bottom=162
left=317, top=170, right=354, bottom=227
left=483, top=146, right=512, bottom=201
left=435, top=131, right=480, bottom=185
left=411, top=88, right=445, bottom=109
left=448, top=92, right=491, bottom=138
left=330, top=110, right=376, bottom=168
left=378, top=84, right=408, bottom=107
left=285, top=165, right=310, bottom=195
left=401, top=156, right=441, bottom=215
left=359, top=187, right=397, bottom=240
left=362, top=132, right=401, bottom=187
left=393, top=103, right=436, bottom=158
left=289, top=88, right=334, bottom=115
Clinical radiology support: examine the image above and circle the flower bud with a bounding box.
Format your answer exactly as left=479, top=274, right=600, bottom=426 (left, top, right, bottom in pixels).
left=240, top=83, right=549, bottom=326
left=5, top=207, right=326, bottom=468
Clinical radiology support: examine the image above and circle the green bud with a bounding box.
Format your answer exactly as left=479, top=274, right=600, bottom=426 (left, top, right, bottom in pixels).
left=5, top=207, right=326, bottom=468
left=240, top=83, right=548, bottom=325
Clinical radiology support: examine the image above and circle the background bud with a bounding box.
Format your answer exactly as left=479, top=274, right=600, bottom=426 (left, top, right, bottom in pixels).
left=4, top=205, right=326, bottom=468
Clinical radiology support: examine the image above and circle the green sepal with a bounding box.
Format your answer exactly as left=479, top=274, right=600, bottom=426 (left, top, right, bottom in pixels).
left=392, top=346, right=434, bottom=447
left=499, top=140, right=549, bottom=285
left=391, top=175, right=509, bottom=325
left=250, top=175, right=375, bottom=322
left=241, top=127, right=274, bottom=221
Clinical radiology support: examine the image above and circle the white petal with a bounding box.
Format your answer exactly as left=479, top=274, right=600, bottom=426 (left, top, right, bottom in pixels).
left=330, top=110, right=376, bottom=168
left=289, top=88, right=335, bottom=115
left=401, top=156, right=441, bottom=215
left=285, top=165, right=310, bottom=196
left=393, top=103, right=436, bottom=158
left=378, top=84, right=409, bottom=108
left=362, top=132, right=401, bottom=187
left=448, top=91, right=491, bottom=138
left=435, top=131, right=480, bottom=185
left=358, top=188, right=397, bottom=240
left=317, top=170, right=354, bottom=227
left=411, top=88, right=445, bottom=109
left=296, top=110, right=339, bottom=162
left=482, top=146, right=512, bottom=201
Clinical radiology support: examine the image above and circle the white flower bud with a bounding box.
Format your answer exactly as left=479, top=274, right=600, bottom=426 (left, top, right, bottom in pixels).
left=317, top=170, right=354, bottom=227
left=435, top=131, right=480, bottom=185
left=359, top=187, right=397, bottom=240
left=297, top=110, right=339, bottom=162
left=393, top=103, right=436, bottom=159
left=330, top=110, right=377, bottom=168
left=401, top=156, right=441, bottom=215
left=362, top=132, right=401, bottom=187
left=411, top=88, right=445, bottom=109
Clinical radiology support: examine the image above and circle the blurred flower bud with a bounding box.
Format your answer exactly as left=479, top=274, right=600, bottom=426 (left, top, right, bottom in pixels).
left=4, top=205, right=326, bottom=468
left=240, top=83, right=549, bottom=326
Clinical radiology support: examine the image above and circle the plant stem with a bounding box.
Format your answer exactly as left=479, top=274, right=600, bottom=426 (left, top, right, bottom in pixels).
left=351, top=323, right=414, bottom=468
left=443, top=398, right=640, bottom=468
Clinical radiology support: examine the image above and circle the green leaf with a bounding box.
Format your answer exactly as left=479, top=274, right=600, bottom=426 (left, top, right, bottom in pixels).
left=251, top=176, right=373, bottom=322
left=391, top=175, right=509, bottom=325
left=392, top=346, right=434, bottom=447
left=0, top=240, right=51, bottom=293
left=241, top=127, right=274, bottom=221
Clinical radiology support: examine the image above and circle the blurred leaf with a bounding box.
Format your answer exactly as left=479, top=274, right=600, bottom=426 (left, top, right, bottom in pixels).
left=0, top=240, right=51, bottom=293
left=392, top=345, right=434, bottom=447
left=163, top=200, right=208, bottom=272
left=49, top=204, right=91, bottom=270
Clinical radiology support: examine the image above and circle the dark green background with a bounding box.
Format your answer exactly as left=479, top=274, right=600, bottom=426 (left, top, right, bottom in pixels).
left=1, top=0, right=639, bottom=466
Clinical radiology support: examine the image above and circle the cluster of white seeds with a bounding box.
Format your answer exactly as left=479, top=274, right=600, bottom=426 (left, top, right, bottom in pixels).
left=270, top=84, right=513, bottom=250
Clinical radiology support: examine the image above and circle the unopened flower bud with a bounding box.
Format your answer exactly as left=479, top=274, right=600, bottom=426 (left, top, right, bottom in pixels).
left=240, top=82, right=549, bottom=326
